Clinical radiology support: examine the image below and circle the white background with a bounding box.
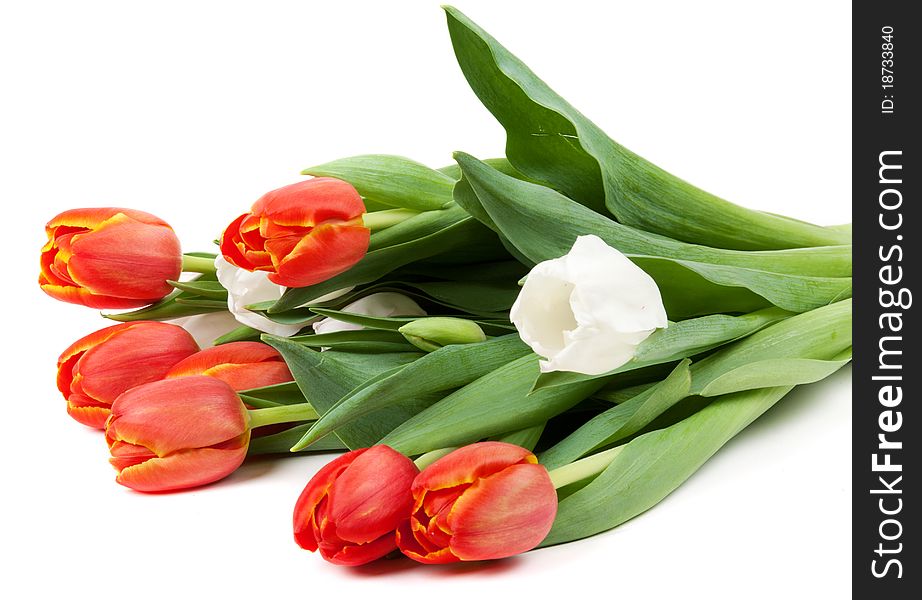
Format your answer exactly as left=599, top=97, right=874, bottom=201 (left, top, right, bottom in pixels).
left=2, top=1, right=850, bottom=598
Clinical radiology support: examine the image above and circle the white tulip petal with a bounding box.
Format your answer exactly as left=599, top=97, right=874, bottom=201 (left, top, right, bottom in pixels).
left=511, top=235, right=667, bottom=375
left=168, top=312, right=242, bottom=347
left=312, top=292, right=427, bottom=335
left=214, top=255, right=302, bottom=337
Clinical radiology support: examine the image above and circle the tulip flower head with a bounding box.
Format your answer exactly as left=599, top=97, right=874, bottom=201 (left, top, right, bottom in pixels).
left=165, top=341, right=293, bottom=391
left=396, top=442, right=557, bottom=564
left=293, top=445, right=419, bottom=566
left=510, top=234, right=668, bottom=375
left=57, top=322, right=200, bottom=429
left=220, top=178, right=370, bottom=289
left=40, top=207, right=182, bottom=309
left=105, top=376, right=250, bottom=492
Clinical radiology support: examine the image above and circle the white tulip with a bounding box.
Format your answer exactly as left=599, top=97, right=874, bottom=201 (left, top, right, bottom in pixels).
left=510, top=235, right=667, bottom=375
left=313, top=292, right=427, bottom=335
left=168, top=312, right=242, bottom=347
left=214, top=255, right=304, bottom=337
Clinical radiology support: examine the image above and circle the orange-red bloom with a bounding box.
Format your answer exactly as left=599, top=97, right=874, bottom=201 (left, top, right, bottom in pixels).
left=397, top=442, right=557, bottom=564
left=40, top=207, right=182, bottom=309
left=220, top=178, right=369, bottom=288
left=57, top=322, right=200, bottom=429
left=165, top=341, right=293, bottom=391
left=105, top=376, right=250, bottom=492
left=293, top=445, right=419, bottom=566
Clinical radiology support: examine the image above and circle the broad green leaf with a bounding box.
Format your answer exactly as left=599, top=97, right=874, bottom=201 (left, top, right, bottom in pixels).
left=540, top=360, right=692, bottom=470
left=444, top=7, right=849, bottom=250
left=167, top=279, right=228, bottom=300
left=453, top=154, right=852, bottom=316
left=688, top=299, right=852, bottom=395
left=247, top=423, right=346, bottom=456
left=271, top=214, right=500, bottom=312
left=302, top=154, right=454, bottom=211
left=541, top=386, right=796, bottom=546
left=438, top=157, right=529, bottom=181
left=291, top=334, right=531, bottom=450
left=214, top=325, right=262, bottom=345
left=534, top=308, right=792, bottom=392
left=238, top=381, right=305, bottom=408
left=288, top=329, right=417, bottom=353
left=368, top=204, right=470, bottom=251
left=379, top=354, right=606, bottom=456
left=454, top=153, right=851, bottom=277
left=493, top=423, right=546, bottom=452
left=263, top=336, right=425, bottom=449
left=697, top=354, right=852, bottom=397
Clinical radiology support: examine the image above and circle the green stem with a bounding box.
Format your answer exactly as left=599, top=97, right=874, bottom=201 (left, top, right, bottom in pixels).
left=413, top=447, right=458, bottom=470
left=547, top=446, right=623, bottom=489
left=181, top=254, right=218, bottom=274
left=247, top=403, right=318, bottom=429
left=362, top=208, right=420, bottom=231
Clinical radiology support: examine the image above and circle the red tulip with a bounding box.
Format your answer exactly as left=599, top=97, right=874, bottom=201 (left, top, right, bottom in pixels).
left=57, top=322, right=200, bottom=429
left=220, top=178, right=369, bottom=288
left=105, top=376, right=250, bottom=492
left=396, top=442, right=557, bottom=564
left=40, top=207, right=182, bottom=309
left=165, top=341, right=293, bottom=391
left=293, top=445, right=419, bottom=566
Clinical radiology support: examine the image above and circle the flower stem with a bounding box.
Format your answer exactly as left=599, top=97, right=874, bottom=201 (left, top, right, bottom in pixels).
left=181, top=254, right=218, bottom=274
left=247, top=403, right=319, bottom=429
left=547, top=446, right=624, bottom=489
left=362, top=208, right=420, bottom=231
left=413, top=447, right=458, bottom=470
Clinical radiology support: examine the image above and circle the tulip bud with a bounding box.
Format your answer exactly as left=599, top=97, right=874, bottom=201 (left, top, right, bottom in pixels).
left=105, top=376, right=250, bottom=492
left=293, top=445, right=419, bottom=566
left=220, top=178, right=370, bottom=289
left=57, top=322, right=200, bottom=429
left=165, top=341, right=293, bottom=391
left=397, top=442, right=557, bottom=564
left=40, top=207, right=182, bottom=309
left=511, top=234, right=668, bottom=375
left=398, top=317, right=486, bottom=352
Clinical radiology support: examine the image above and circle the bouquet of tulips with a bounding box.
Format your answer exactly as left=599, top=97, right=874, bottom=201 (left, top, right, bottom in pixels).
left=41, top=7, right=851, bottom=567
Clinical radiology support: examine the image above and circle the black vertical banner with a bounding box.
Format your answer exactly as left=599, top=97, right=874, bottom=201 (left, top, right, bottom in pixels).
left=853, top=1, right=918, bottom=596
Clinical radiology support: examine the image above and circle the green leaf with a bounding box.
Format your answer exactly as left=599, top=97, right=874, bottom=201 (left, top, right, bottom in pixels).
left=378, top=354, right=606, bottom=456
left=247, top=423, right=347, bottom=456
left=453, top=153, right=852, bottom=316
left=493, top=423, right=546, bottom=452
left=444, top=7, right=850, bottom=250
left=271, top=214, right=499, bottom=312
left=263, top=336, right=425, bottom=449
left=290, top=334, right=531, bottom=450
left=368, top=204, right=470, bottom=252
left=541, top=385, right=795, bottom=546
left=238, top=381, right=306, bottom=407
left=696, top=354, right=852, bottom=397
left=288, top=329, right=418, bottom=353
left=540, top=360, right=693, bottom=470
left=167, top=279, right=228, bottom=300
left=303, top=154, right=454, bottom=211
left=104, top=290, right=226, bottom=322
left=213, top=325, right=263, bottom=345
left=534, top=308, right=792, bottom=392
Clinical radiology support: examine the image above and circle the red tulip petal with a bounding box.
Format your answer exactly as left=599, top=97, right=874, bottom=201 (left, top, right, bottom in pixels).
left=56, top=323, right=133, bottom=396
left=39, top=283, right=150, bottom=309
left=396, top=520, right=459, bottom=564
left=293, top=448, right=368, bottom=551
left=47, top=207, right=170, bottom=230
left=75, top=323, right=199, bottom=407
left=113, top=435, right=249, bottom=492
left=412, top=442, right=537, bottom=495
left=107, top=377, right=248, bottom=456
left=321, top=531, right=398, bottom=567
left=251, top=178, right=365, bottom=226
left=269, top=222, right=369, bottom=288
left=447, top=463, right=557, bottom=561
left=327, top=445, right=418, bottom=545
left=66, top=399, right=111, bottom=429
left=65, top=215, right=181, bottom=299
left=165, top=342, right=291, bottom=391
